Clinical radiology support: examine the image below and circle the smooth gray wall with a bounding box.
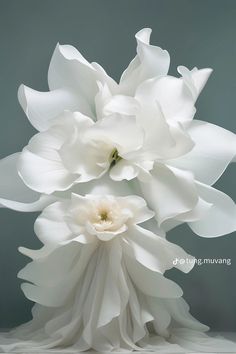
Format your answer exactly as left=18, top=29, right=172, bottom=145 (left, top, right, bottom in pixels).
left=0, top=0, right=235, bottom=331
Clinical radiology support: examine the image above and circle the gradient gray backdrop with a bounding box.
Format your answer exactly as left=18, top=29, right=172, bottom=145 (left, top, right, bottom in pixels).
left=0, top=0, right=235, bottom=331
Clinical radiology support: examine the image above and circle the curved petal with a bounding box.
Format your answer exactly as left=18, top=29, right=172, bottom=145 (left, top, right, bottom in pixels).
left=0, top=153, right=56, bottom=211
left=122, top=225, right=194, bottom=274
left=18, top=148, right=76, bottom=194
left=119, top=28, right=170, bottom=95
left=86, top=115, right=144, bottom=155
left=177, top=66, right=212, bottom=100
left=168, top=120, right=236, bottom=185
left=135, top=75, right=196, bottom=123
left=140, top=164, right=198, bottom=225
left=48, top=44, right=96, bottom=105
left=109, top=160, right=139, bottom=181
left=146, top=297, right=171, bottom=336
left=103, top=95, right=140, bottom=116
left=20, top=242, right=96, bottom=307
left=188, top=182, right=236, bottom=237
left=133, top=100, right=194, bottom=161
left=164, top=297, right=209, bottom=332
left=117, top=195, right=155, bottom=224
left=48, top=44, right=115, bottom=114
left=17, top=116, right=79, bottom=194
left=34, top=201, right=73, bottom=245
left=124, top=254, right=183, bottom=298
left=59, top=113, right=106, bottom=180
left=18, top=242, right=81, bottom=287
left=18, top=85, right=92, bottom=132
left=70, top=174, right=136, bottom=197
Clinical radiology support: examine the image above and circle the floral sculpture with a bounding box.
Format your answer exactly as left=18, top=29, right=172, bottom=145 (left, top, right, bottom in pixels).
left=0, top=28, right=236, bottom=352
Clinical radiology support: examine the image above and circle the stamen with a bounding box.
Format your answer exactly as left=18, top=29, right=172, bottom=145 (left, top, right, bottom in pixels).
left=110, top=148, right=122, bottom=168
left=100, top=211, right=108, bottom=221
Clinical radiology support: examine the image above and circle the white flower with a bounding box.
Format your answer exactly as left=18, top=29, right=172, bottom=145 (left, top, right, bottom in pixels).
left=0, top=27, right=236, bottom=238
left=17, top=107, right=236, bottom=238
left=13, top=193, right=200, bottom=351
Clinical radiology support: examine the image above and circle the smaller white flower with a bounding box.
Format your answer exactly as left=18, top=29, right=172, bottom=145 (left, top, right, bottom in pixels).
left=32, top=193, right=194, bottom=276
left=16, top=193, right=196, bottom=351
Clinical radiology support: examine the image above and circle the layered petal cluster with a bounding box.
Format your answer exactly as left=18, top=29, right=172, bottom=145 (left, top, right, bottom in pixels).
left=0, top=28, right=235, bottom=237
left=0, top=27, right=236, bottom=353
left=2, top=194, right=204, bottom=351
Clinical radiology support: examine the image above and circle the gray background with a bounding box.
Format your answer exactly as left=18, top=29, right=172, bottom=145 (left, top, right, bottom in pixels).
left=0, top=0, right=235, bottom=331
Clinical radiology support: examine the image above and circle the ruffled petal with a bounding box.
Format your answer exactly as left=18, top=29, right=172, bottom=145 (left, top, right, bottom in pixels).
left=34, top=201, right=73, bottom=245
left=138, top=77, right=196, bottom=124
left=109, top=160, right=139, bottom=181
left=0, top=153, right=55, bottom=211
left=20, top=242, right=97, bottom=307
left=18, top=242, right=81, bottom=287
left=48, top=44, right=97, bottom=105
left=48, top=44, right=116, bottom=115
left=188, top=182, right=236, bottom=237
left=168, top=120, right=236, bottom=185
left=140, top=164, right=198, bottom=225
left=103, top=95, right=140, bottom=116
left=17, top=115, right=79, bottom=194
left=177, top=66, right=212, bottom=100
left=18, top=85, right=92, bottom=132
left=164, top=297, right=209, bottom=332
left=124, top=254, right=183, bottom=298
left=119, top=28, right=170, bottom=95
left=18, top=148, right=76, bottom=194
left=122, top=225, right=194, bottom=274
left=86, top=115, right=144, bottom=155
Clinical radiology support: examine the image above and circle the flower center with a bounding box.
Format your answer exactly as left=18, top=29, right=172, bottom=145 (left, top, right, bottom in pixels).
left=109, top=148, right=122, bottom=168
left=100, top=210, right=109, bottom=221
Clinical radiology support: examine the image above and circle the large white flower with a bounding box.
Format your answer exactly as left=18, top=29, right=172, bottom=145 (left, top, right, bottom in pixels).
left=1, top=28, right=235, bottom=238
left=17, top=106, right=236, bottom=237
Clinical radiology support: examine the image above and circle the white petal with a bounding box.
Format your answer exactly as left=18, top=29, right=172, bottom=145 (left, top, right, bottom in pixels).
left=48, top=44, right=115, bottom=115
left=0, top=153, right=56, bottom=211
left=140, top=164, right=198, bottom=225
left=18, top=242, right=81, bottom=286
left=96, top=239, right=122, bottom=327
left=164, top=297, right=209, bottom=332
left=117, top=195, right=155, bottom=224
left=146, top=297, right=171, bottom=336
left=48, top=44, right=96, bottom=104
left=110, top=160, right=139, bottom=181
left=87, top=114, right=144, bottom=155
left=124, top=254, right=183, bottom=298
left=94, top=82, right=112, bottom=120
left=188, top=182, right=236, bottom=237
left=123, top=225, right=194, bottom=274
left=70, top=174, right=135, bottom=197
left=18, top=85, right=92, bottom=132
left=175, top=197, right=212, bottom=223
left=59, top=113, right=106, bottom=180
left=133, top=99, right=194, bottom=161
left=21, top=243, right=96, bottom=307
left=34, top=201, right=73, bottom=245
left=168, top=120, right=236, bottom=185
left=135, top=75, right=196, bottom=123
left=177, top=66, right=212, bottom=99
left=18, top=148, right=76, bottom=194
left=119, top=28, right=170, bottom=95
left=103, top=95, right=140, bottom=116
